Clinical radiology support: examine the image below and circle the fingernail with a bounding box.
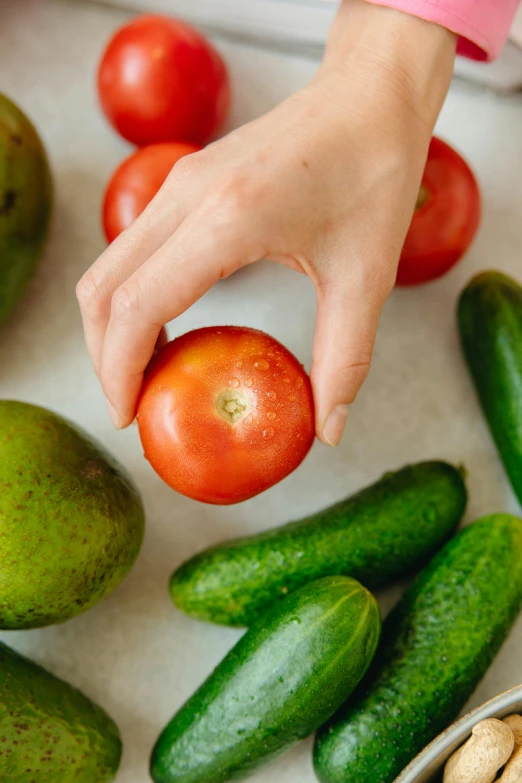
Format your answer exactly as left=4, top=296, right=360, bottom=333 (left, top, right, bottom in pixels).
left=322, top=405, right=349, bottom=447
left=107, top=401, right=123, bottom=430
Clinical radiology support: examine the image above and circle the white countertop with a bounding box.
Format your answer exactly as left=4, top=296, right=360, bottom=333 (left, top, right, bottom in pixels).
left=1, top=2, right=522, bottom=781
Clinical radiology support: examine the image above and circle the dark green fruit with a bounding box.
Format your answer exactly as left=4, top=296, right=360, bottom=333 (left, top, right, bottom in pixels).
left=313, top=514, right=522, bottom=783
left=0, top=93, right=52, bottom=326
left=170, top=461, right=467, bottom=626
left=0, top=400, right=145, bottom=629
left=0, top=641, right=122, bottom=782
left=151, top=576, right=381, bottom=783
left=458, top=270, right=522, bottom=504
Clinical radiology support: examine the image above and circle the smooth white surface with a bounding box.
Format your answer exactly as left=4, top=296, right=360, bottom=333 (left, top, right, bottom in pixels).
left=0, top=2, right=521, bottom=781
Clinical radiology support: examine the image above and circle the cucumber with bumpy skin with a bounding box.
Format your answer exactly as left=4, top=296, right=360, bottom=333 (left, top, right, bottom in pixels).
left=313, top=514, right=522, bottom=783
left=170, top=461, right=467, bottom=626
left=458, top=271, right=522, bottom=505
left=151, top=576, right=381, bottom=783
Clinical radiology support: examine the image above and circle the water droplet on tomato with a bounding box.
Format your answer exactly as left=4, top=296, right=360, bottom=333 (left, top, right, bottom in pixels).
left=228, top=378, right=240, bottom=388
left=263, top=427, right=275, bottom=439
left=245, top=379, right=253, bottom=387
left=244, top=414, right=254, bottom=425
left=283, top=377, right=291, bottom=384
left=268, top=351, right=275, bottom=358
left=288, top=395, right=296, bottom=402
left=266, top=411, right=276, bottom=420
left=236, top=360, right=243, bottom=369
left=295, top=377, right=304, bottom=388
left=267, top=390, right=276, bottom=399
left=254, top=359, right=270, bottom=371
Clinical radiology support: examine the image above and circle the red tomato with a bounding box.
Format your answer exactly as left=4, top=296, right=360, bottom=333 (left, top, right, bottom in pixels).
left=97, top=15, right=230, bottom=146
left=397, top=137, right=481, bottom=286
left=137, top=327, right=315, bottom=505
left=103, top=142, right=200, bottom=243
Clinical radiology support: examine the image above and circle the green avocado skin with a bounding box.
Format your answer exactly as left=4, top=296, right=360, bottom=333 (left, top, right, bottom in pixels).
left=169, top=461, right=467, bottom=626
left=313, top=514, right=522, bottom=783
left=0, top=641, right=122, bottom=782
left=0, top=93, right=52, bottom=327
left=151, top=576, right=381, bottom=783
left=458, top=271, right=522, bottom=505
left=0, top=400, right=145, bottom=629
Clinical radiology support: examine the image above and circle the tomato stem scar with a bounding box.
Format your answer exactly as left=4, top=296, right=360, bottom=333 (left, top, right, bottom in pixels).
left=217, top=390, right=248, bottom=423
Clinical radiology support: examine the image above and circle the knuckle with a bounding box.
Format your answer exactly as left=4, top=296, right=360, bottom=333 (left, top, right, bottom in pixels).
left=165, top=149, right=205, bottom=188
left=219, top=178, right=249, bottom=215
left=111, top=284, right=139, bottom=323
left=166, top=153, right=196, bottom=184
left=76, top=273, right=103, bottom=320
left=212, top=173, right=263, bottom=221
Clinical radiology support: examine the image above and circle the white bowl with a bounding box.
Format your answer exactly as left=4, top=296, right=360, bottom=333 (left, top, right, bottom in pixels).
left=395, top=685, right=522, bottom=783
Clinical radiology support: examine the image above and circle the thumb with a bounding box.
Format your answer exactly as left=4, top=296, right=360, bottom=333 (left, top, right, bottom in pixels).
left=311, top=277, right=389, bottom=446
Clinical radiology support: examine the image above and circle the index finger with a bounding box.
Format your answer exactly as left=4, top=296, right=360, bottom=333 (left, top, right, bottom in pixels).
left=99, top=208, right=262, bottom=427
left=76, top=173, right=190, bottom=376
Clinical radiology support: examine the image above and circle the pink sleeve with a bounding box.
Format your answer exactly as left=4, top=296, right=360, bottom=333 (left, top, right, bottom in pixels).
left=365, top=0, right=520, bottom=61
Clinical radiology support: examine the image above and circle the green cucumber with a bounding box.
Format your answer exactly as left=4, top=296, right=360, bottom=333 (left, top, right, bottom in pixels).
left=170, top=461, right=467, bottom=626
left=313, top=513, right=522, bottom=783
left=0, top=94, right=52, bottom=327
left=151, top=576, right=381, bottom=783
left=458, top=271, right=522, bottom=504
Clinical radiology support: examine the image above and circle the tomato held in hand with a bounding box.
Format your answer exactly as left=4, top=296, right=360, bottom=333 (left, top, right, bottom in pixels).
left=97, top=15, right=230, bottom=146
left=396, top=137, right=481, bottom=287
left=103, top=142, right=200, bottom=243
left=137, top=327, right=315, bottom=505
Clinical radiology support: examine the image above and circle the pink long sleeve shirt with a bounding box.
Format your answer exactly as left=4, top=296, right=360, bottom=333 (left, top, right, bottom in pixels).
left=366, top=0, right=520, bottom=60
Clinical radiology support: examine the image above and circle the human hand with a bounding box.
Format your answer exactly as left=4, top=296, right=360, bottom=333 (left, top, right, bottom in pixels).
left=77, top=0, right=456, bottom=445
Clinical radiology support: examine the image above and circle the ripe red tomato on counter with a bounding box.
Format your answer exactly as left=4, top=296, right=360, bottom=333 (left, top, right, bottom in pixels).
left=137, top=327, right=315, bottom=505
left=102, top=142, right=200, bottom=243
left=97, top=15, right=230, bottom=146
left=396, top=137, right=481, bottom=286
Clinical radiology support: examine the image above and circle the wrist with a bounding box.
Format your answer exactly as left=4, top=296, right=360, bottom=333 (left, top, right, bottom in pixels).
left=322, top=0, right=456, bottom=132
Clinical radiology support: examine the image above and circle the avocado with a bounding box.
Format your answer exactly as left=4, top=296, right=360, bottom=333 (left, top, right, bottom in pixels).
left=0, top=93, right=52, bottom=327
left=0, top=400, right=145, bottom=629
left=0, top=641, right=122, bottom=782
